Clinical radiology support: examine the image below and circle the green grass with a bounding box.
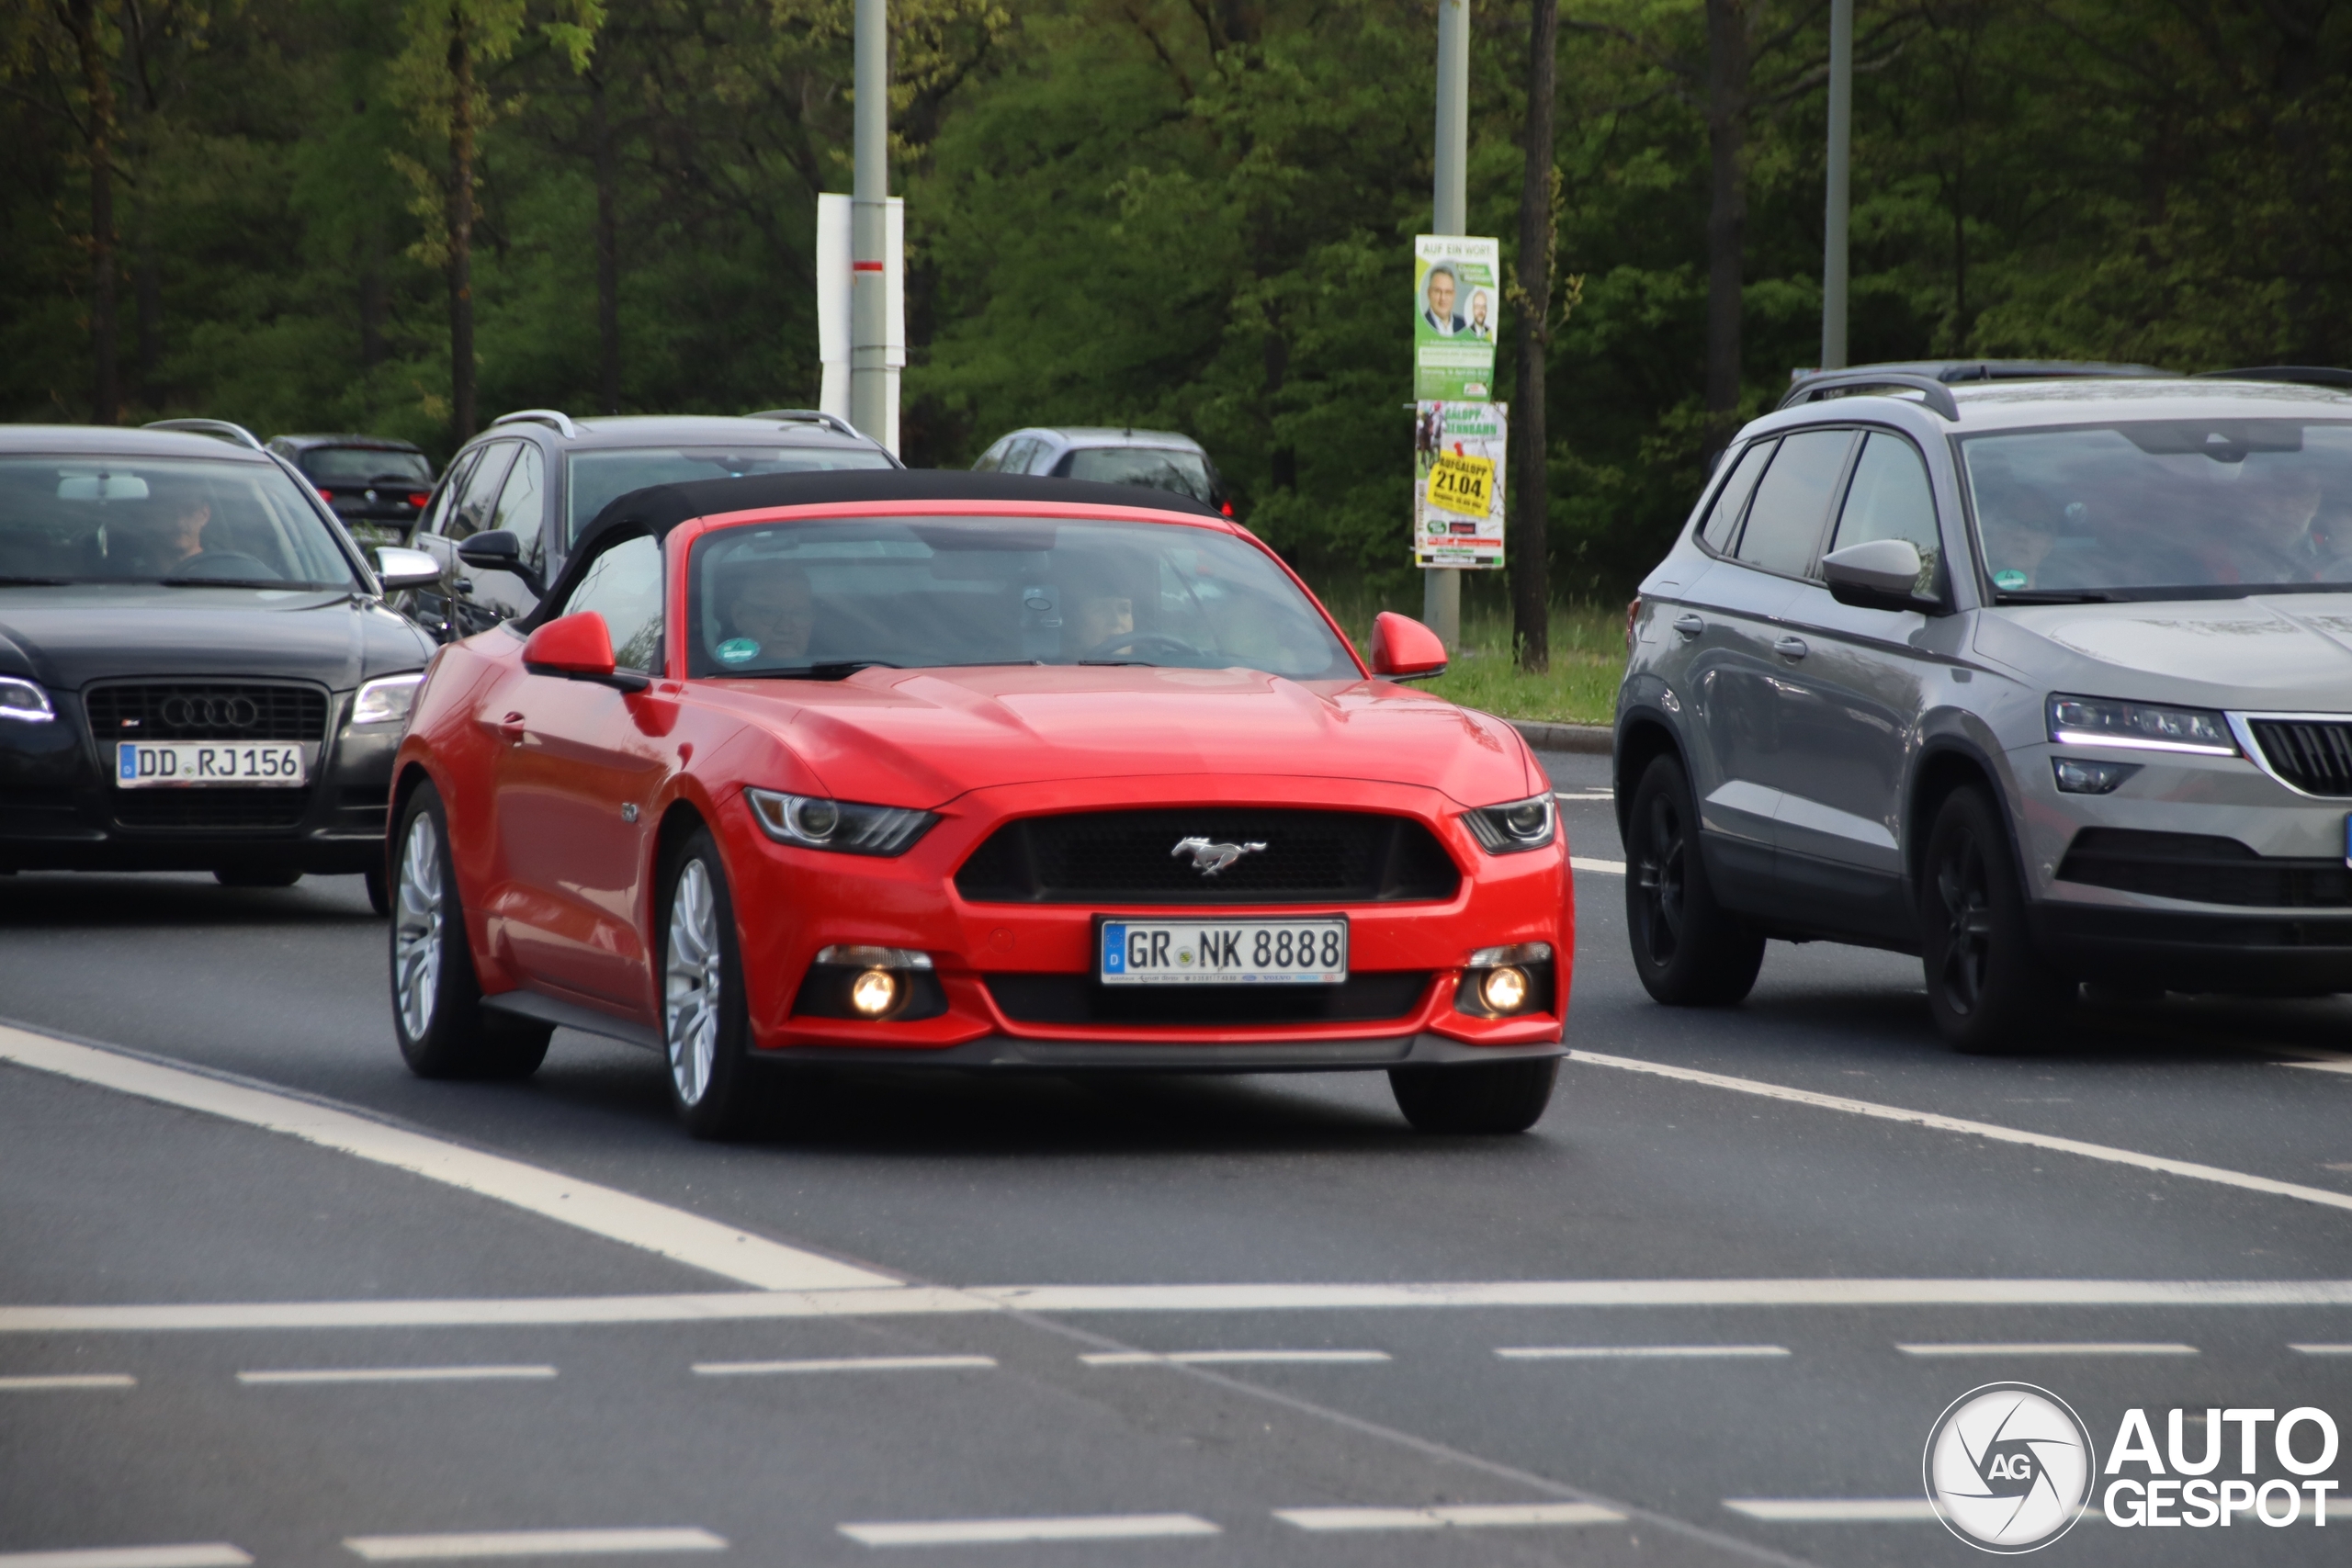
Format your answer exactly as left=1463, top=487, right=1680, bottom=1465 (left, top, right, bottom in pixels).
left=1317, top=583, right=1625, bottom=727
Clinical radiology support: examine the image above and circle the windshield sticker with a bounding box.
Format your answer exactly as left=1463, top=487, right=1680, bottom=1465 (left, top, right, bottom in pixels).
left=1994, top=569, right=2029, bottom=590
left=717, top=637, right=761, bottom=664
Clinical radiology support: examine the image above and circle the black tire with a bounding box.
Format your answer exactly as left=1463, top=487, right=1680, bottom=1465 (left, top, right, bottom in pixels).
left=215, top=863, right=302, bottom=888
left=1623, top=754, right=1765, bottom=1006
left=657, top=828, right=762, bottom=1139
left=388, top=784, right=550, bottom=1080
left=1390, top=1057, right=1559, bottom=1134
left=1918, top=785, right=2073, bottom=1053
left=364, top=862, right=391, bottom=917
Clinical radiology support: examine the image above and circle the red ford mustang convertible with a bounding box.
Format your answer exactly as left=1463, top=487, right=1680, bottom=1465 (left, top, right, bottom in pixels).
left=386, top=472, right=1571, bottom=1136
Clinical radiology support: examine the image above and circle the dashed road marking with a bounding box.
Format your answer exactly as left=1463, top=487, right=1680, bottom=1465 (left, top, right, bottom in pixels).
left=1896, top=1341, right=2196, bottom=1357
left=693, top=1355, right=994, bottom=1376
left=838, top=1515, right=1218, bottom=1547
left=342, top=1529, right=726, bottom=1560
left=0, top=1373, right=135, bottom=1390
left=1570, top=857, right=1625, bottom=875
left=238, top=1365, right=558, bottom=1385
left=0, top=1551, right=252, bottom=1568
left=1552, top=792, right=1613, bottom=802
left=1497, top=1345, right=1788, bottom=1360
left=1724, top=1500, right=1938, bottom=1522
left=1274, top=1503, right=1625, bottom=1530
left=1081, top=1349, right=1390, bottom=1366
left=2290, top=1343, right=2352, bottom=1353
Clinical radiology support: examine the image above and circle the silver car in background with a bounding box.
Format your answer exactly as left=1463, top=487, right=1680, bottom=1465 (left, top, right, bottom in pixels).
left=1615, top=365, right=2352, bottom=1050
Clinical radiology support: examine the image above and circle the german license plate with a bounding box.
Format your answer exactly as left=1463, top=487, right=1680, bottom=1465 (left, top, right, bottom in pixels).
left=1099, top=918, right=1347, bottom=986
left=116, top=741, right=308, bottom=787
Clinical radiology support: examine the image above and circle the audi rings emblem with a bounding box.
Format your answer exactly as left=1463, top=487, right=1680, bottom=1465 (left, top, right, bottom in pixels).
left=159, top=694, right=262, bottom=729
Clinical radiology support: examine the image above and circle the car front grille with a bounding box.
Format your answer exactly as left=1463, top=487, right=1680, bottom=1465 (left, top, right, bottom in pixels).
left=110, top=789, right=311, bottom=831
left=982, top=971, right=1433, bottom=1028
left=85, top=682, right=330, bottom=743
left=2056, top=829, right=2352, bottom=908
left=2248, top=717, right=2352, bottom=796
left=954, top=809, right=1460, bottom=905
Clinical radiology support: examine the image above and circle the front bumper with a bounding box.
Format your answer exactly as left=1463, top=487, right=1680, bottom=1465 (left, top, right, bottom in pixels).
left=757, top=1032, right=1565, bottom=1074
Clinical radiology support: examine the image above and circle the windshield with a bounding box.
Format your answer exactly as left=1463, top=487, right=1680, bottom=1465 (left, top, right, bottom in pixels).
left=568, top=446, right=894, bottom=541
left=1063, top=446, right=1215, bottom=501
left=1962, top=420, right=2352, bottom=598
left=688, top=515, right=1355, bottom=680
left=299, top=446, right=433, bottom=485
left=0, top=456, right=359, bottom=589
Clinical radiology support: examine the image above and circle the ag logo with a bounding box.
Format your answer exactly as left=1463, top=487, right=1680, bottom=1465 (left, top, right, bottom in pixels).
left=1924, top=1383, right=2097, bottom=1553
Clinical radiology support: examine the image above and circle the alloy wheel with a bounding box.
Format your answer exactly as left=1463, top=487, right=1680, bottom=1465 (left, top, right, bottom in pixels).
left=1634, top=793, right=1688, bottom=964
left=1933, top=829, right=1995, bottom=1016
left=664, top=859, right=722, bottom=1106
left=391, top=815, right=443, bottom=1040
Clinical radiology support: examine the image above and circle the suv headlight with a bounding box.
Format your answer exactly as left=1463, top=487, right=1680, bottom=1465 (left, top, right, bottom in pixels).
left=745, top=787, right=937, bottom=856
left=2048, top=694, right=2238, bottom=756
left=1461, top=794, right=1557, bottom=853
left=351, top=671, right=425, bottom=728
left=0, top=676, right=54, bottom=724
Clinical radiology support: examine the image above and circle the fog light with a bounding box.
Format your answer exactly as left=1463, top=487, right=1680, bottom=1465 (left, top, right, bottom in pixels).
left=848, top=968, right=900, bottom=1016
left=1479, top=965, right=1530, bottom=1013
left=2052, top=757, right=2139, bottom=795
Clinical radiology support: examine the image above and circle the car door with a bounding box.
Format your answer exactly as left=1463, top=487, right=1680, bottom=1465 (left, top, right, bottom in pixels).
left=485, top=530, right=670, bottom=1010
left=418, top=440, right=518, bottom=637
left=1767, top=430, right=1956, bottom=937
left=1686, top=427, right=1857, bottom=906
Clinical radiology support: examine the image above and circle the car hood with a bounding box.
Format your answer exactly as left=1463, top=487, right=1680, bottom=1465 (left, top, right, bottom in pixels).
left=698, top=664, right=1539, bottom=807
left=0, top=586, right=434, bottom=692
left=1977, top=594, right=2352, bottom=709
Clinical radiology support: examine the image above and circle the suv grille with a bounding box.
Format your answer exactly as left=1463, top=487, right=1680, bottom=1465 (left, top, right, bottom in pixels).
left=85, top=682, right=330, bottom=743
left=2056, top=829, right=2352, bottom=908
left=2249, top=718, right=2352, bottom=796
left=983, top=971, right=1432, bottom=1028
left=955, top=809, right=1460, bottom=905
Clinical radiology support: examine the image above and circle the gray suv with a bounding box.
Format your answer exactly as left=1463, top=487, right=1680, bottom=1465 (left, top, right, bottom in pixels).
left=1616, top=364, right=2352, bottom=1049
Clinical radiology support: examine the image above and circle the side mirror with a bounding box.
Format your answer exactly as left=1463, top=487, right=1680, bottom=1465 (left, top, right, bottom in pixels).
left=522, top=611, right=650, bottom=693
left=1370, top=611, right=1449, bottom=680
left=1822, top=538, right=1942, bottom=614
left=455, top=529, right=544, bottom=596
left=373, top=545, right=441, bottom=592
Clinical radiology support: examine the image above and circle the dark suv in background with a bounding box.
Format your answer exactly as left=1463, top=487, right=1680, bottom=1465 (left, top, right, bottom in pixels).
left=266, top=434, right=436, bottom=544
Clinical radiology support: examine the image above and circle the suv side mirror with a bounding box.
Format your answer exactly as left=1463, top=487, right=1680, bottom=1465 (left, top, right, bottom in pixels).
left=456, top=529, right=544, bottom=596
left=522, top=612, right=649, bottom=693
left=373, top=545, right=441, bottom=592
left=1822, top=539, right=1942, bottom=614
left=1370, top=611, right=1449, bottom=680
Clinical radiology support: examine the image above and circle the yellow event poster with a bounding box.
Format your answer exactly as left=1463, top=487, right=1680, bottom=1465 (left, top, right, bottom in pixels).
left=1413, top=400, right=1507, bottom=569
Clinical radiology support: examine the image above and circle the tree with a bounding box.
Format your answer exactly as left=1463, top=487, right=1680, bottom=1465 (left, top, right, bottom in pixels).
left=1510, top=0, right=1565, bottom=669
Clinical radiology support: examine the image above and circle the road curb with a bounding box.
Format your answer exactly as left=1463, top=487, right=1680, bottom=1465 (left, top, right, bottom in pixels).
left=1506, top=718, right=1613, bottom=756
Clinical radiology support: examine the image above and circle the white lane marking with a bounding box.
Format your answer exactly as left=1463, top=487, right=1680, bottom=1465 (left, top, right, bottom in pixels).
left=343, top=1529, right=725, bottom=1560
left=1570, top=857, right=1625, bottom=874
left=1552, top=792, right=1614, bottom=801
left=2281, top=1059, right=2352, bottom=1077
left=15, top=1278, right=2352, bottom=1333
left=1569, top=1046, right=2352, bottom=1218
left=0, top=1551, right=252, bottom=1568
left=1080, top=1348, right=1390, bottom=1366
left=238, top=1364, right=557, bottom=1385
left=1497, top=1345, right=1788, bottom=1359
left=1896, top=1341, right=2196, bottom=1357
left=693, top=1355, right=994, bottom=1376
left=1275, top=1503, right=1624, bottom=1530
left=0, top=1373, right=135, bottom=1390
left=1724, top=1499, right=1937, bottom=1522
left=2290, top=1343, right=2352, bottom=1353
left=0, top=1025, right=894, bottom=1292
left=838, top=1515, right=1218, bottom=1547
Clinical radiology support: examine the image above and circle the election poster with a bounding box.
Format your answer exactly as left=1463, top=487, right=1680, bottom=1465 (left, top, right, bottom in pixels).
left=1413, top=235, right=1501, bottom=400
left=1413, top=400, right=1508, bottom=569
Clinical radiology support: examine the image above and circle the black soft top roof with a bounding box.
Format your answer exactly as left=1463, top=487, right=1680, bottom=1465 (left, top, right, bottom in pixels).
left=529, top=468, right=1226, bottom=629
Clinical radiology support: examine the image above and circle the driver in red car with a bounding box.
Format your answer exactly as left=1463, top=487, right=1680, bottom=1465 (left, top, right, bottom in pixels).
left=714, top=560, right=816, bottom=665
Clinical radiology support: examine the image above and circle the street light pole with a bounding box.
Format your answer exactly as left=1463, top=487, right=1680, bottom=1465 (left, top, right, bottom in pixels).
left=850, top=0, right=890, bottom=441
left=1820, top=0, right=1851, bottom=371
left=1424, top=0, right=1469, bottom=649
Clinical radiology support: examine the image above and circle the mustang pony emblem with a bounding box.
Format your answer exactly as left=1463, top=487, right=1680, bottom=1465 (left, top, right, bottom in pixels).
left=1170, top=836, right=1268, bottom=876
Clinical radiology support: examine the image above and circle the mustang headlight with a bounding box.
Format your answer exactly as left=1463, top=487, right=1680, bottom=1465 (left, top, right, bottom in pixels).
left=351, top=671, right=425, bottom=728
left=0, top=676, right=54, bottom=724
left=745, top=787, right=937, bottom=856
left=2048, top=694, right=2238, bottom=756
left=1461, top=794, right=1557, bottom=853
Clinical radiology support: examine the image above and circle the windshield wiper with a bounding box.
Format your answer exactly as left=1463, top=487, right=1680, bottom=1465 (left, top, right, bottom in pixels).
left=0, top=575, right=70, bottom=586
left=757, top=660, right=904, bottom=681
left=1992, top=589, right=2116, bottom=604
left=1077, top=659, right=1156, bottom=667
left=159, top=576, right=333, bottom=590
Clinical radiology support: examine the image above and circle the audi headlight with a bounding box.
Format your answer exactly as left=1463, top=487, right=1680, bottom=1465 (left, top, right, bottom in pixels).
left=2048, top=694, right=2238, bottom=756
left=1461, top=794, right=1557, bottom=853
left=351, top=671, right=425, bottom=728
left=745, top=787, right=937, bottom=856
left=0, top=676, right=54, bottom=724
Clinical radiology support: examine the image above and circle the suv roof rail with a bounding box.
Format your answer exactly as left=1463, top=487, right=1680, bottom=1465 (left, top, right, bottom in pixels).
left=2194, top=366, right=2352, bottom=389
left=1779, top=369, right=1962, bottom=422
left=491, top=408, right=580, bottom=438
left=743, top=407, right=864, bottom=439
left=142, top=418, right=266, bottom=452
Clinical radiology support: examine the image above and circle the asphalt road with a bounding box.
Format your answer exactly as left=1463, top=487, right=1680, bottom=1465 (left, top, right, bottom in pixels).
left=4, top=748, right=2350, bottom=1567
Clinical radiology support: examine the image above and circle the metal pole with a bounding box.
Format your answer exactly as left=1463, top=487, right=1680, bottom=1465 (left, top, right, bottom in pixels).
left=850, top=0, right=889, bottom=441
left=1423, top=0, right=1468, bottom=649
left=1820, top=0, right=1851, bottom=371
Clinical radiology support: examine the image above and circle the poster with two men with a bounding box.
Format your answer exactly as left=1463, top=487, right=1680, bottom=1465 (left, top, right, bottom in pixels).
left=1413, top=236, right=1507, bottom=568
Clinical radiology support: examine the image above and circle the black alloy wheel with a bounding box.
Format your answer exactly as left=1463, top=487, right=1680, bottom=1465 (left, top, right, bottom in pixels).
left=1918, top=785, right=2071, bottom=1053
left=1623, top=753, right=1764, bottom=1006
left=1389, top=1057, right=1558, bottom=1134
left=388, top=782, right=551, bottom=1080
